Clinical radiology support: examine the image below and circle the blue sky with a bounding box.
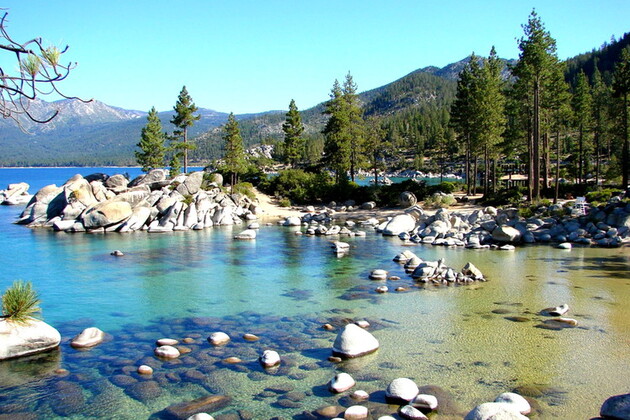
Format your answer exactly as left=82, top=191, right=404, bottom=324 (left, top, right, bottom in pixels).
left=3, top=1, right=629, bottom=114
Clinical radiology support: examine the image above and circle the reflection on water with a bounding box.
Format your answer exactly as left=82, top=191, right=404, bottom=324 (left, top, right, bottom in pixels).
left=0, top=204, right=629, bottom=419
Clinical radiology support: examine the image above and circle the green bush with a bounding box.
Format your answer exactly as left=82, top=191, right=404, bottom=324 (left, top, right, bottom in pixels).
left=278, top=197, right=291, bottom=207
left=258, top=169, right=334, bottom=204
left=585, top=188, right=622, bottom=204
left=2, top=280, right=41, bottom=324
left=433, top=181, right=456, bottom=194
left=424, top=193, right=456, bottom=208
left=232, top=182, right=256, bottom=201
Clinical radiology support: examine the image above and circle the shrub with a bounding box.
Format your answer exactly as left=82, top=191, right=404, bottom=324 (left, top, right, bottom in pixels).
left=585, top=188, right=622, bottom=204
left=2, top=280, right=41, bottom=324
left=424, top=193, right=456, bottom=208
left=232, top=182, right=256, bottom=201
left=278, top=198, right=291, bottom=207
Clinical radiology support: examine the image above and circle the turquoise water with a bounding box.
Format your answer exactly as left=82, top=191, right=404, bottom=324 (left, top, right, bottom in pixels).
left=0, top=168, right=629, bottom=419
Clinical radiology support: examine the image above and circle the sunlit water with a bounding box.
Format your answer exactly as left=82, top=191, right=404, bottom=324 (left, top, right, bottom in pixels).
left=0, top=168, right=629, bottom=419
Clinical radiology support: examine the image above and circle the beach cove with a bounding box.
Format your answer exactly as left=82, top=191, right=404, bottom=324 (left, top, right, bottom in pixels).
left=0, top=168, right=629, bottom=419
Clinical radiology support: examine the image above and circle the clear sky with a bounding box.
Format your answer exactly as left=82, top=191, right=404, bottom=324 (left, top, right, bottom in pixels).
left=3, top=0, right=629, bottom=114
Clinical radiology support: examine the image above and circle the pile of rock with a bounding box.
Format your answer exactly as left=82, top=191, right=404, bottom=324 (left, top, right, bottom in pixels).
left=15, top=170, right=261, bottom=233
left=0, top=182, right=32, bottom=205
left=377, top=199, right=630, bottom=248
left=393, top=250, right=486, bottom=285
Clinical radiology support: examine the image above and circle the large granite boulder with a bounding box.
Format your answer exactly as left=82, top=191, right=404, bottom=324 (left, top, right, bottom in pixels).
left=382, top=214, right=416, bottom=236
left=104, top=174, right=129, bottom=190
left=399, top=191, right=417, bottom=207
left=176, top=171, right=204, bottom=196
left=82, top=201, right=133, bottom=229
left=464, top=402, right=528, bottom=420
left=129, top=169, right=168, bottom=188
left=492, top=225, right=522, bottom=243
left=0, top=319, right=61, bottom=360
left=17, top=184, right=65, bottom=225
left=332, top=323, right=379, bottom=358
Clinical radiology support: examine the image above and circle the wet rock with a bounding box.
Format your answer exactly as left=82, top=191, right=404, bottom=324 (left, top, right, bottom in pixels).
left=600, top=393, right=630, bottom=420
left=208, top=332, right=230, bottom=346
left=164, top=395, right=231, bottom=420
left=125, top=380, right=162, bottom=402
left=344, top=405, right=369, bottom=419
left=369, top=269, right=388, bottom=280
left=186, top=414, right=215, bottom=420
left=260, top=350, right=281, bottom=368
left=351, top=390, right=369, bottom=401
left=70, top=327, right=105, bottom=348
left=411, top=394, right=438, bottom=411
left=557, top=242, right=572, bottom=249
left=111, top=250, right=124, bottom=256
left=332, top=323, right=379, bottom=358
left=157, top=338, right=179, bottom=346
left=375, top=286, right=388, bottom=293
left=154, top=345, right=180, bottom=359
left=234, top=229, right=256, bottom=240
left=543, top=304, right=569, bottom=316
left=243, top=333, right=259, bottom=341
left=137, top=365, right=153, bottom=375
left=283, top=216, right=301, bottom=226
left=492, top=225, right=521, bottom=243
left=464, top=402, right=528, bottom=420
left=110, top=374, right=137, bottom=387
left=316, top=405, right=344, bottom=418
left=48, top=380, right=86, bottom=416
left=544, top=317, right=578, bottom=328
left=494, top=392, right=531, bottom=415
left=386, top=378, right=419, bottom=403
left=329, top=372, right=356, bottom=393
left=222, top=357, right=242, bottom=364
left=399, top=405, right=428, bottom=420
left=0, top=319, right=61, bottom=360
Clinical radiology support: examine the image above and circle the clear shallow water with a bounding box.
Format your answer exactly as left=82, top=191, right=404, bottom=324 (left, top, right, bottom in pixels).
left=0, top=169, right=629, bottom=419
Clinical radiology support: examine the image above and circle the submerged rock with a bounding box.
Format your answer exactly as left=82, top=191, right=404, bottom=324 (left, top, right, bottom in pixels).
left=208, top=332, right=230, bottom=346
left=0, top=319, right=61, bottom=360
left=259, top=350, right=281, bottom=368
left=70, top=327, right=105, bottom=349
left=329, top=372, right=356, bottom=393
left=332, top=323, right=379, bottom=358
left=464, top=402, right=528, bottom=420
left=164, top=395, right=232, bottom=419
left=600, top=393, right=630, bottom=420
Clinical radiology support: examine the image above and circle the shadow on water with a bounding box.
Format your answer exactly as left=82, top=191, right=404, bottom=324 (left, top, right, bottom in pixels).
left=534, top=255, right=630, bottom=279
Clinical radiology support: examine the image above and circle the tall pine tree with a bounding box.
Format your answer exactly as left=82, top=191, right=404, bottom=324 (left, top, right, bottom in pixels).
left=282, top=99, right=305, bottom=167
left=612, top=48, right=630, bottom=188
left=223, top=113, right=246, bottom=190
left=322, top=79, right=351, bottom=184
left=512, top=9, right=560, bottom=201
left=342, top=72, right=365, bottom=182
left=591, top=63, right=612, bottom=185
left=171, top=86, right=200, bottom=174
left=572, top=70, right=593, bottom=185
left=135, top=107, right=166, bottom=172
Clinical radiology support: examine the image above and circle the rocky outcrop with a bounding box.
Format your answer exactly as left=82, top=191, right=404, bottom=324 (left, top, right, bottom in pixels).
left=0, top=318, right=61, bottom=360
left=0, top=182, right=32, bottom=205
left=332, top=323, right=379, bottom=358
left=14, top=171, right=257, bottom=233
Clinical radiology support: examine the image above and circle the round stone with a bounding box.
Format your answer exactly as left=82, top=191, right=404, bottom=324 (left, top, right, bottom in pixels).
left=223, top=357, right=242, bottom=364
left=243, top=333, right=260, bottom=341
left=386, top=378, right=419, bottom=402
left=208, top=332, right=230, bottom=346
left=137, top=365, right=153, bottom=375
left=344, top=405, right=368, bottom=419
left=369, top=269, right=388, bottom=280
left=154, top=345, right=180, bottom=359
left=156, top=338, right=178, bottom=346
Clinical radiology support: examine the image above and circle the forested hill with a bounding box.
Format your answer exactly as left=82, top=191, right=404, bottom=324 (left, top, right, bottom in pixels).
left=565, top=32, right=630, bottom=86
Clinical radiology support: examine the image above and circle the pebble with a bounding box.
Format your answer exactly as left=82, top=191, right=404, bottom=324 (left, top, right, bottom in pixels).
left=222, top=357, right=242, bottom=364
left=156, top=338, right=178, bottom=346
left=344, top=405, right=368, bottom=419
left=154, top=345, right=180, bottom=359
left=323, top=323, right=335, bottom=330
left=355, top=320, right=370, bottom=328
left=351, top=390, right=369, bottom=401
left=375, top=286, right=388, bottom=293
left=137, top=365, right=153, bottom=375
left=111, top=250, right=124, bottom=256
left=208, top=332, right=230, bottom=346
left=243, top=333, right=260, bottom=341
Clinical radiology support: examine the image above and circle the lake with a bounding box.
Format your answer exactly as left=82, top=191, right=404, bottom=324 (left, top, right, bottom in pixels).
left=0, top=167, right=628, bottom=419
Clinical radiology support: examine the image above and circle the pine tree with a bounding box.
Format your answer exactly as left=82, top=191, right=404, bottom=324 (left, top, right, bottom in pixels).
left=612, top=48, right=630, bottom=187
left=282, top=99, right=305, bottom=167
left=512, top=9, right=560, bottom=201
left=322, top=79, right=351, bottom=184
left=572, top=70, right=593, bottom=185
left=591, top=63, right=612, bottom=185
left=170, top=86, right=201, bottom=173
left=342, top=72, right=365, bottom=182
left=451, top=57, right=476, bottom=194
left=135, top=107, right=166, bottom=172
left=223, top=113, right=246, bottom=189
left=363, top=116, right=387, bottom=185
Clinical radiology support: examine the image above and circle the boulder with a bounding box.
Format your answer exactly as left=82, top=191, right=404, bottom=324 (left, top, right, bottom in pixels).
left=399, top=191, right=418, bottom=207
left=461, top=262, right=484, bottom=280
left=17, top=184, right=65, bottom=225
left=154, top=345, right=180, bottom=359
left=164, top=395, right=231, bottom=419
left=383, top=214, right=416, bottom=236
left=386, top=378, right=419, bottom=403
left=369, top=269, right=388, bottom=280
left=398, top=405, right=428, bottom=420
left=492, top=225, right=521, bottom=243
left=332, top=241, right=350, bottom=254
left=411, top=394, right=439, bottom=411
left=464, top=402, right=528, bottom=420
left=259, top=350, right=281, bottom=368
left=600, top=393, right=630, bottom=420
left=283, top=216, right=302, bottom=226
left=234, top=229, right=257, bottom=240
left=176, top=171, right=204, bottom=196
left=332, top=323, right=379, bottom=358
left=344, top=405, right=369, bottom=420
left=187, top=414, right=215, bottom=420
left=494, top=392, right=531, bottom=415
left=82, top=201, right=133, bottom=229
left=361, top=201, right=376, bottom=210
left=70, top=327, right=105, bottom=348
left=208, top=332, right=230, bottom=346
left=104, top=174, right=129, bottom=190
left=329, top=372, right=356, bottom=393
left=557, top=242, right=572, bottom=249
left=0, top=319, right=61, bottom=360
left=206, top=172, right=223, bottom=187
left=543, top=304, right=569, bottom=316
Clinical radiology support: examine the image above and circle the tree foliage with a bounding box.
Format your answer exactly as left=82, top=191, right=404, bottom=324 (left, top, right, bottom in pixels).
left=282, top=99, right=305, bottom=166
left=2, top=280, right=41, bottom=324
left=170, top=86, right=200, bottom=173
left=612, top=47, right=630, bottom=187
left=135, top=107, right=166, bottom=172
left=0, top=11, right=87, bottom=129
left=223, top=112, right=246, bottom=187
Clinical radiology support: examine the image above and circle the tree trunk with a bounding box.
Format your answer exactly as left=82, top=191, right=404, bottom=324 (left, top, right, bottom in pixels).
left=554, top=131, right=561, bottom=204
left=595, top=130, right=600, bottom=186
left=472, top=156, right=478, bottom=195
left=465, top=134, right=471, bottom=195
left=533, top=77, right=541, bottom=201
left=528, top=128, right=534, bottom=202
left=183, top=127, right=188, bottom=174
left=543, top=132, right=550, bottom=190
left=623, top=94, right=629, bottom=189
left=578, top=125, right=584, bottom=186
